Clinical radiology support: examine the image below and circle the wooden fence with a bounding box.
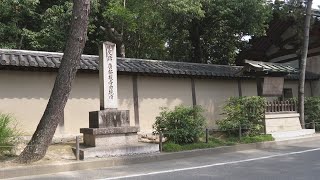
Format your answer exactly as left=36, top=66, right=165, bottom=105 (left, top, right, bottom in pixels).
left=265, top=100, right=297, bottom=113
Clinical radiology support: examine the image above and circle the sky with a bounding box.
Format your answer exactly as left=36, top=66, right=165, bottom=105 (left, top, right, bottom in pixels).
left=314, top=0, right=320, bottom=9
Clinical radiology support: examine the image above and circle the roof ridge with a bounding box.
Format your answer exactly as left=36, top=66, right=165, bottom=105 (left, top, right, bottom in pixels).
left=118, top=57, right=242, bottom=68
left=0, top=49, right=98, bottom=59
left=0, top=49, right=242, bottom=67
left=0, top=49, right=318, bottom=80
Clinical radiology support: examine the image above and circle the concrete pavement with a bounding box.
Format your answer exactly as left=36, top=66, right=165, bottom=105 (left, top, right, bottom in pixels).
left=6, top=137, right=320, bottom=180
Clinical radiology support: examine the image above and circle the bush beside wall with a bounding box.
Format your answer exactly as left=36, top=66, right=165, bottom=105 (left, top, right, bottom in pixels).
left=217, top=96, right=266, bottom=136
left=305, top=97, right=320, bottom=130
left=153, top=105, right=206, bottom=144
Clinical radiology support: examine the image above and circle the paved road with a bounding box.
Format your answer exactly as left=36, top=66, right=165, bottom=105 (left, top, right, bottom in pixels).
left=8, top=140, right=320, bottom=180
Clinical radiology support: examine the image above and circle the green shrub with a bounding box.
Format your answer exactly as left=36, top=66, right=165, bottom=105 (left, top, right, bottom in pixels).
left=305, top=97, right=320, bottom=130
left=153, top=105, right=206, bottom=144
left=162, top=135, right=273, bottom=152
left=0, top=113, right=18, bottom=154
left=289, top=97, right=320, bottom=130
left=238, top=134, right=274, bottom=143
left=163, top=142, right=182, bottom=152
left=217, top=96, right=266, bottom=136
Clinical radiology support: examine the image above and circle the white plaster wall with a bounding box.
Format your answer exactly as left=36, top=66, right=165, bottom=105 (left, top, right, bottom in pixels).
left=284, top=80, right=312, bottom=98
left=0, top=71, right=55, bottom=135
left=240, top=80, right=257, bottom=96
left=0, top=71, right=134, bottom=135
left=0, top=70, right=313, bottom=136
left=195, top=79, right=238, bottom=128
left=137, top=76, right=193, bottom=133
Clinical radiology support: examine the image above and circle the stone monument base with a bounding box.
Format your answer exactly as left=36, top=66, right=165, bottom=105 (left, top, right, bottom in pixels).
left=80, top=126, right=139, bottom=147
left=73, top=142, right=159, bottom=160
left=75, top=109, right=159, bottom=160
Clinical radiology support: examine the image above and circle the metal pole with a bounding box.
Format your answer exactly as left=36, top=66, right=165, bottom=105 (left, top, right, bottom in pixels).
left=76, top=136, right=80, bottom=160
left=263, top=116, right=267, bottom=135
left=205, top=128, right=209, bottom=143
left=159, top=132, right=163, bottom=152
left=313, top=120, right=316, bottom=130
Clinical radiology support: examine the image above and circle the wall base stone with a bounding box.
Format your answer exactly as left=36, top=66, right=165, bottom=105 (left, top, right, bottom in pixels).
left=265, top=113, right=301, bottom=133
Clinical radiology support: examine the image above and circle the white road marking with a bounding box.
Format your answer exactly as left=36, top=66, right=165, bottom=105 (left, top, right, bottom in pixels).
left=98, top=147, right=320, bottom=180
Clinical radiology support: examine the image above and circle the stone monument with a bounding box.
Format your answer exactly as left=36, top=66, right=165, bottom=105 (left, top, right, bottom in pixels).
left=75, top=42, right=158, bottom=160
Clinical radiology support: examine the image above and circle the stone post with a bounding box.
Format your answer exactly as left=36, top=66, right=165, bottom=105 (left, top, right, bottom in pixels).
left=99, top=42, right=118, bottom=110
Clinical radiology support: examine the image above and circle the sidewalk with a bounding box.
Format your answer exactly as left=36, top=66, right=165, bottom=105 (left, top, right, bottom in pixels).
left=1, top=134, right=320, bottom=179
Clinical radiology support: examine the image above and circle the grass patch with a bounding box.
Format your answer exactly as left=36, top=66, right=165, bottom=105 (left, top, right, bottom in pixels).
left=163, top=134, right=274, bottom=152
left=0, top=113, right=19, bottom=156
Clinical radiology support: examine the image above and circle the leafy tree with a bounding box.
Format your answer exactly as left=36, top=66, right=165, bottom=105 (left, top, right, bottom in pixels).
left=160, top=0, right=272, bottom=64
left=0, top=0, right=39, bottom=49
left=0, top=0, right=273, bottom=64
left=23, top=1, right=73, bottom=52
left=96, top=0, right=169, bottom=58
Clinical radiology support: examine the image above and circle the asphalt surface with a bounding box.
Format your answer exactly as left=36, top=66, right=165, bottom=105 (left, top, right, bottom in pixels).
left=8, top=140, right=320, bottom=180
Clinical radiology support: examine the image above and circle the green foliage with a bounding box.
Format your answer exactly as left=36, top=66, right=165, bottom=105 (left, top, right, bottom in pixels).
left=153, top=105, right=206, bottom=144
left=163, top=140, right=222, bottom=152
left=0, top=0, right=273, bottom=65
left=199, top=0, right=272, bottom=64
left=217, top=96, right=266, bottom=136
left=100, top=0, right=169, bottom=59
left=163, top=142, right=182, bottom=152
left=288, top=97, right=320, bottom=131
left=0, top=113, right=18, bottom=155
left=161, top=0, right=272, bottom=64
left=25, top=1, right=73, bottom=52
left=0, top=0, right=40, bottom=49
left=305, top=97, right=320, bottom=131
left=163, top=134, right=273, bottom=152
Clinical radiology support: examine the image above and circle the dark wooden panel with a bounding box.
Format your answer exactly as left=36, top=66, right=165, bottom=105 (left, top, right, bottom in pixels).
left=191, top=78, right=197, bottom=107
left=132, top=75, right=140, bottom=126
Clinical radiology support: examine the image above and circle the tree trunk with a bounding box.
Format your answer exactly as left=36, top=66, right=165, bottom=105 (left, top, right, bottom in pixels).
left=16, top=0, right=91, bottom=163
left=189, top=19, right=203, bottom=63
left=120, top=43, right=125, bottom=58
left=298, top=0, right=313, bottom=129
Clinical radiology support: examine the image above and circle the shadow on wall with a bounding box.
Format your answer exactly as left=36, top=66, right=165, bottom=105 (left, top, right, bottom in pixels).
left=0, top=71, right=56, bottom=99
left=0, top=70, right=134, bottom=134
left=137, top=76, right=193, bottom=108
left=198, top=99, right=227, bottom=128
left=137, top=76, right=193, bottom=132
left=0, top=71, right=134, bottom=101
left=0, top=71, right=100, bottom=100
left=195, top=79, right=239, bottom=128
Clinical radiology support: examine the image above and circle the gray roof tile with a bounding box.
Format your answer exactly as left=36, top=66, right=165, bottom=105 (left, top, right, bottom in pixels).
left=0, top=49, right=319, bottom=80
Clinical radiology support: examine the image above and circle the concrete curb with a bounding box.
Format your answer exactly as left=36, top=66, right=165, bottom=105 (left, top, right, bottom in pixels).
left=1, top=135, right=320, bottom=179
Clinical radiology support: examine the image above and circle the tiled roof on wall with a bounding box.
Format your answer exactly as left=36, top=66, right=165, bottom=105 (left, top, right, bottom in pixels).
left=0, top=49, right=319, bottom=80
